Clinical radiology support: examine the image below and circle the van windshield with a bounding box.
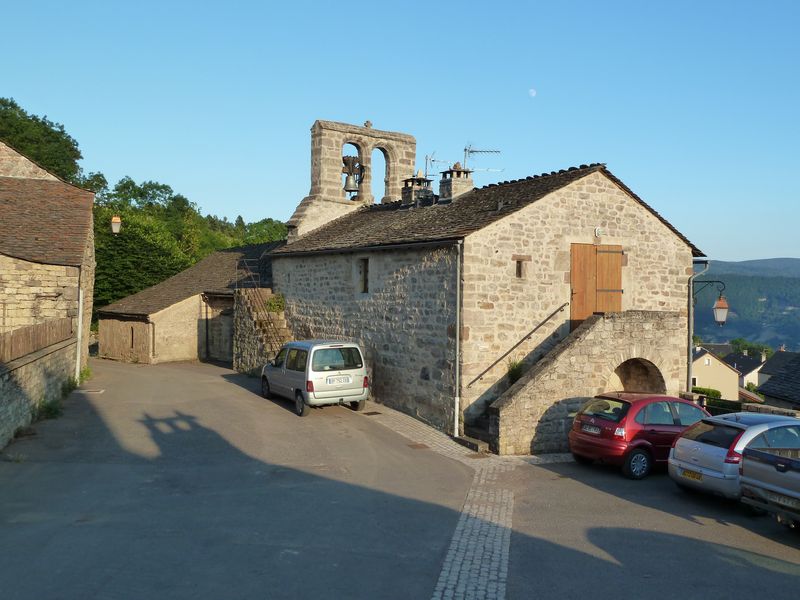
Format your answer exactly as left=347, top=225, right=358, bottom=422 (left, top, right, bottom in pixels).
left=311, top=347, right=363, bottom=372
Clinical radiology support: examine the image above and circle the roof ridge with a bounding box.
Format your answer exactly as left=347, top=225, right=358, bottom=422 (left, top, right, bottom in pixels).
left=479, top=163, right=605, bottom=190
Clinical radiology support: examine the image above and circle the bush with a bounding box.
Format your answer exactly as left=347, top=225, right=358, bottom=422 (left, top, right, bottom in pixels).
left=265, top=294, right=285, bottom=313
left=34, top=398, right=63, bottom=420
left=692, top=386, right=721, bottom=399
left=507, top=360, right=524, bottom=385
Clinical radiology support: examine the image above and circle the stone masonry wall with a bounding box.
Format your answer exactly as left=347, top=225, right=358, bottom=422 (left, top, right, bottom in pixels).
left=0, top=254, right=80, bottom=333
left=0, top=339, right=76, bottom=449
left=0, top=141, right=59, bottom=180
left=150, top=295, right=204, bottom=364
left=233, top=289, right=291, bottom=375
left=287, top=121, right=416, bottom=241
left=461, top=171, right=694, bottom=423
left=272, top=245, right=458, bottom=430
left=491, top=311, right=687, bottom=455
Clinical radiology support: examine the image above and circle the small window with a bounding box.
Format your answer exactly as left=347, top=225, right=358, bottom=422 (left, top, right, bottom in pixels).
left=274, top=348, right=287, bottom=368
left=704, top=358, right=711, bottom=366
left=285, top=349, right=299, bottom=371
left=674, top=402, right=706, bottom=427
left=130, top=326, right=134, bottom=349
left=635, top=401, right=676, bottom=426
left=691, top=377, right=697, bottom=387
left=358, top=258, right=369, bottom=293
left=515, top=260, right=524, bottom=278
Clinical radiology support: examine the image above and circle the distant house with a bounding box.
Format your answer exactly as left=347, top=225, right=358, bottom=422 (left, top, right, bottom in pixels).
left=757, top=350, right=799, bottom=387
left=723, top=351, right=766, bottom=388
left=98, top=242, right=281, bottom=364
left=692, top=347, right=739, bottom=399
left=757, top=354, right=800, bottom=410
left=0, top=140, right=95, bottom=447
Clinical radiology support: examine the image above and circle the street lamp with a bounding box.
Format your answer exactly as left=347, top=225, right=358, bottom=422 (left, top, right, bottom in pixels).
left=111, top=215, right=122, bottom=235
left=687, top=260, right=730, bottom=395
left=694, top=280, right=729, bottom=326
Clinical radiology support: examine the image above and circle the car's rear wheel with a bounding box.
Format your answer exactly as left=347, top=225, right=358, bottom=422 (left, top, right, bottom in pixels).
left=295, top=392, right=309, bottom=417
left=623, top=449, right=651, bottom=480
left=261, top=377, right=271, bottom=399
left=350, top=398, right=366, bottom=412
left=572, top=452, right=593, bottom=465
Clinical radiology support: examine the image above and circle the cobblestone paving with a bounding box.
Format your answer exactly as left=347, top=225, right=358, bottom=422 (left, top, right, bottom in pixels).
left=358, top=405, right=571, bottom=599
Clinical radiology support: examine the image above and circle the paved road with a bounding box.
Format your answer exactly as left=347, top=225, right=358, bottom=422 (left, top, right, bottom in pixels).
left=1, top=359, right=799, bottom=599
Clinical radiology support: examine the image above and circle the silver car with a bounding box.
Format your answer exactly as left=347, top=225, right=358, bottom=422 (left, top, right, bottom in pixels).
left=668, top=412, right=799, bottom=499
left=261, top=340, right=369, bottom=417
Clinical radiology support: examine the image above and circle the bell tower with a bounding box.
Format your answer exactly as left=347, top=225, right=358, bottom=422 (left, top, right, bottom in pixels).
left=286, top=120, right=416, bottom=242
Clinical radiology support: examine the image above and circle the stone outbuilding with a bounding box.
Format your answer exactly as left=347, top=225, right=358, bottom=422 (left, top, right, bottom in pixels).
left=0, top=141, right=95, bottom=447
left=262, top=120, right=704, bottom=454
left=98, top=241, right=281, bottom=364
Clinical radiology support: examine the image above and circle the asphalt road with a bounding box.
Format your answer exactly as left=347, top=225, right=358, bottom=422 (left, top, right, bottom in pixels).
left=1, top=359, right=799, bottom=599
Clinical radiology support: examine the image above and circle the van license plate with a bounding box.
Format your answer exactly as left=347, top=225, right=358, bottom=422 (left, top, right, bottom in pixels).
left=681, top=469, right=703, bottom=481
left=581, top=424, right=601, bottom=434
left=765, top=490, right=800, bottom=510
left=327, top=375, right=351, bottom=385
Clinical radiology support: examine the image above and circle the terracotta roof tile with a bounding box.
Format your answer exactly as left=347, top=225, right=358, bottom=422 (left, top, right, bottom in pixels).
left=0, top=176, right=94, bottom=266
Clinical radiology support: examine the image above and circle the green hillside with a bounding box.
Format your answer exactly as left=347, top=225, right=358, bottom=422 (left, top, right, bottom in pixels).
left=695, top=260, right=800, bottom=350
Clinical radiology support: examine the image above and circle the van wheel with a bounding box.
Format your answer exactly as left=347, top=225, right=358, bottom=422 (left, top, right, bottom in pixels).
left=623, top=449, right=651, bottom=480
left=350, top=399, right=366, bottom=412
left=261, top=377, right=271, bottom=399
left=295, top=392, right=309, bottom=417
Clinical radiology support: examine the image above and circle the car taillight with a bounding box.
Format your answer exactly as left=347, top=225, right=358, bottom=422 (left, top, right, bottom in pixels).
left=306, top=380, right=314, bottom=393
left=671, top=435, right=681, bottom=449
left=613, top=427, right=625, bottom=439
left=363, top=376, right=369, bottom=388
left=725, top=431, right=745, bottom=464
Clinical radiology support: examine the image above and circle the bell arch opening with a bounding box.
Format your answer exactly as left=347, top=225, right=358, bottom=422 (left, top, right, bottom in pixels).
left=371, top=147, right=390, bottom=202
left=341, top=142, right=362, bottom=200
left=606, top=358, right=666, bottom=394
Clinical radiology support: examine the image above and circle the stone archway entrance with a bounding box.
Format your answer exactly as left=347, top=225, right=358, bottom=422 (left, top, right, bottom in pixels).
left=606, top=358, right=667, bottom=394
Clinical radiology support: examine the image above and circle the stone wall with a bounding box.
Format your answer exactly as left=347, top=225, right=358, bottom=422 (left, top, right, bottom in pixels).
left=272, top=245, right=458, bottom=430
left=150, top=295, right=204, bottom=363
left=233, top=289, right=291, bottom=375
left=490, top=311, right=687, bottom=455
left=0, top=339, right=76, bottom=449
left=0, top=141, right=59, bottom=180
left=0, top=254, right=80, bottom=334
left=287, top=120, right=416, bottom=241
left=461, top=171, right=694, bottom=423
left=99, top=318, right=152, bottom=363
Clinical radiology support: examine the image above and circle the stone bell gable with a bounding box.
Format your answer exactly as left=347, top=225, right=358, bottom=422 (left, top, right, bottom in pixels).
left=286, top=120, right=416, bottom=241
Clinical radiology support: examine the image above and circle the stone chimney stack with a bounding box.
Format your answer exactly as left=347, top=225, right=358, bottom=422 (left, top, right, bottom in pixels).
left=401, top=171, right=434, bottom=206
left=438, top=162, right=474, bottom=202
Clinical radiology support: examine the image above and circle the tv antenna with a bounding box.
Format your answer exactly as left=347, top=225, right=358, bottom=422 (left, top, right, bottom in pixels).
left=463, top=144, right=501, bottom=169
left=424, top=152, right=454, bottom=179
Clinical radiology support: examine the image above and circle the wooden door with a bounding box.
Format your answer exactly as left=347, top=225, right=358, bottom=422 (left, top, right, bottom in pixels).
left=570, top=244, right=623, bottom=330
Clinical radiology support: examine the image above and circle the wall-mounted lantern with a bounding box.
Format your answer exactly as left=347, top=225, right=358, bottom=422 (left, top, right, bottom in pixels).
left=111, top=215, right=122, bottom=235
left=712, top=295, right=729, bottom=326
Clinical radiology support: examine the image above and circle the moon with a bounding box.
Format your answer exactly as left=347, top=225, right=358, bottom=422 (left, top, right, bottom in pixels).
left=528, top=88, right=537, bottom=97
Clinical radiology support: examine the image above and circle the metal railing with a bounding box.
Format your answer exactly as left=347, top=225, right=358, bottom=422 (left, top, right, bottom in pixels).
left=466, top=302, right=569, bottom=388
left=235, top=258, right=285, bottom=353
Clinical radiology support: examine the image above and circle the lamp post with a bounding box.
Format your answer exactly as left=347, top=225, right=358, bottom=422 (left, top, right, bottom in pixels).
left=687, top=260, right=730, bottom=394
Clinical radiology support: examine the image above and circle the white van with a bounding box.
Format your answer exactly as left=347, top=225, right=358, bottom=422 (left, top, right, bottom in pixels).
left=260, top=340, right=369, bottom=416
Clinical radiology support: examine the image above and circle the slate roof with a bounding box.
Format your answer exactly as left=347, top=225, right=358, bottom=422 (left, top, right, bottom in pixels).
left=0, top=176, right=94, bottom=266
left=272, top=164, right=704, bottom=257
left=723, top=352, right=765, bottom=376
left=98, top=241, right=284, bottom=317
left=760, top=351, right=800, bottom=376
left=703, top=343, right=733, bottom=358
left=758, top=354, right=800, bottom=407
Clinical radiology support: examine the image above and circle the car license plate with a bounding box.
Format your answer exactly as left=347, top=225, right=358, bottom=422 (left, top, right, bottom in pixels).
left=327, top=375, right=351, bottom=385
left=765, top=490, right=800, bottom=510
left=581, top=424, right=601, bottom=434
left=681, top=469, right=703, bottom=482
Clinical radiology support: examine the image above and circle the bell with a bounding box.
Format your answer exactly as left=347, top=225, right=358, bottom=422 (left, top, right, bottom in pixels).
left=343, top=174, right=359, bottom=193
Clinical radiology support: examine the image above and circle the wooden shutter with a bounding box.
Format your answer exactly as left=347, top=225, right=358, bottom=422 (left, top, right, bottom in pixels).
left=570, top=244, right=623, bottom=330
left=596, top=245, right=623, bottom=313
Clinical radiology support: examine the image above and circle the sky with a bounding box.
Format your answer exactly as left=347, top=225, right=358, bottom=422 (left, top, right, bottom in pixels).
left=2, top=0, right=798, bottom=261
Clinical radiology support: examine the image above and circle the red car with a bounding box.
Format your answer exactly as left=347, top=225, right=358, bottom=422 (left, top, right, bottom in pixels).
left=568, top=392, right=710, bottom=479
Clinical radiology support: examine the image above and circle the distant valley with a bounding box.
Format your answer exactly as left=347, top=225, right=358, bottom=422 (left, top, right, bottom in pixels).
left=694, top=258, right=800, bottom=351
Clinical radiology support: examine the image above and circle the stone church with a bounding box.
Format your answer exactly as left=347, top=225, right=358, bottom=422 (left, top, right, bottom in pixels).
left=254, top=120, right=703, bottom=455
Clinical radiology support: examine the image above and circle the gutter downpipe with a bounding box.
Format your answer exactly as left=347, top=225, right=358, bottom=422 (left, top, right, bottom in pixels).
left=687, top=259, right=709, bottom=394
left=454, top=240, right=463, bottom=438
left=75, top=267, right=83, bottom=382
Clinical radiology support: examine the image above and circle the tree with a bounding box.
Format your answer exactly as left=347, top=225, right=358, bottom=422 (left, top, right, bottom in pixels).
left=730, top=338, right=773, bottom=360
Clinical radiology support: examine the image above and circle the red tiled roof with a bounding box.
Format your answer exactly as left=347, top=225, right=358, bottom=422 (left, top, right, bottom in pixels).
left=0, top=176, right=94, bottom=266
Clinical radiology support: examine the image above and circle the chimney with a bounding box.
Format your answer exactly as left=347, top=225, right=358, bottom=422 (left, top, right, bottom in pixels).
left=438, top=162, right=474, bottom=202
left=742, top=349, right=748, bottom=356
left=761, top=351, right=767, bottom=363
left=401, top=170, right=435, bottom=207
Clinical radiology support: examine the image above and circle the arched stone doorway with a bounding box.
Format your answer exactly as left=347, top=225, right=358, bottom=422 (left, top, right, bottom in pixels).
left=606, top=358, right=667, bottom=394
